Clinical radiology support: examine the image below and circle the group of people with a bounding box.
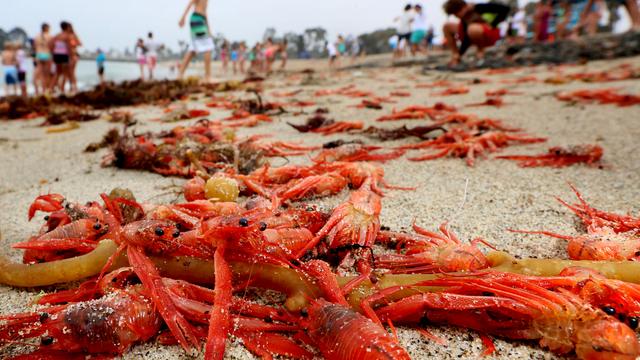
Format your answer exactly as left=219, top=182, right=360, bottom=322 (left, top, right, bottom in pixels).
left=327, top=34, right=362, bottom=69
left=533, top=0, right=640, bottom=42
left=220, top=38, right=288, bottom=75
left=392, top=4, right=434, bottom=58
left=2, top=22, right=82, bottom=96
left=441, top=0, right=640, bottom=68
left=134, top=32, right=164, bottom=80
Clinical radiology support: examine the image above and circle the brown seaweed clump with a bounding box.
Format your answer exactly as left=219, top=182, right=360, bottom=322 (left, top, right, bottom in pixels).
left=93, top=121, right=265, bottom=178
left=0, top=79, right=242, bottom=120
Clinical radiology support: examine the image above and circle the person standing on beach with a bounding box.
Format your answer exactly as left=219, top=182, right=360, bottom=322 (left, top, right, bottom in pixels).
left=410, top=4, right=429, bottom=56
left=442, top=0, right=510, bottom=67
left=327, top=40, right=338, bottom=70
left=279, top=39, right=288, bottom=70
left=231, top=44, right=238, bottom=74
left=34, top=23, right=52, bottom=95
left=96, top=49, right=106, bottom=84
left=67, top=24, right=82, bottom=93
left=535, top=0, right=552, bottom=42
left=394, top=4, right=414, bottom=58
left=135, top=38, right=147, bottom=80
left=178, top=0, right=215, bottom=82
left=145, top=32, right=163, bottom=80
left=49, top=21, right=73, bottom=93
left=238, top=42, right=247, bottom=73
left=2, top=43, right=18, bottom=96
left=16, top=43, right=28, bottom=97
left=220, top=40, right=230, bottom=73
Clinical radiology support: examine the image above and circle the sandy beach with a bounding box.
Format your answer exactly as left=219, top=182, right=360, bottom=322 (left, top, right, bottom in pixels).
left=1, top=54, right=639, bottom=359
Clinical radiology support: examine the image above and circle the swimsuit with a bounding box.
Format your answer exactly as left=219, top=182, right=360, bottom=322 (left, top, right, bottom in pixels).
left=3, top=65, right=18, bottom=85
left=36, top=53, right=51, bottom=62
left=190, top=12, right=215, bottom=54
left=53, top=40, right=70, bottom=64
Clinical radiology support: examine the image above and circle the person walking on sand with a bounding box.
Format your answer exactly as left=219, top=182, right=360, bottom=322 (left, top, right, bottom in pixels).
left=145, top=32, right=163, bottom=80
left=49, top=21, right=73, bottom=93
left=410, top=4, right=429, bottom=56
left=2, top=43, right=18, bottom=96
left=178, top=0, right=215, bottom=82
left=34, top=23, right=53, bottom=95
left=135, top=38, right=147, bottom=80
left=394, top=4, right=414, bottom=58
left=96, top=49, right=106, bottom=84
left=442, top=0, right=510, bottom=67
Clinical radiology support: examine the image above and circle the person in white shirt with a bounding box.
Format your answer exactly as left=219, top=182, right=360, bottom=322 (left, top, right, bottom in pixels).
left=327, top=41, right=338, bottom=70
left=145, top=32, right=163, bottom=80
left=410, top=4, right=429, bottom=55
left=394, top=4, right=414, bottom=58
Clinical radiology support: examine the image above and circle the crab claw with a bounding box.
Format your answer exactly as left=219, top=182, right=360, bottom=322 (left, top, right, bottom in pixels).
left=28, top=194, right=65, bottom=221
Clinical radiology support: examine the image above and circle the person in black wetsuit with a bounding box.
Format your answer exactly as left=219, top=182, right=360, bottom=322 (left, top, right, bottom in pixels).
left=442, top=0, right=510, bottom=67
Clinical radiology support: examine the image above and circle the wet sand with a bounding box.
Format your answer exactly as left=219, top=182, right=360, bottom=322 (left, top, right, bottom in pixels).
left=1, top=55, right=639, bottom=359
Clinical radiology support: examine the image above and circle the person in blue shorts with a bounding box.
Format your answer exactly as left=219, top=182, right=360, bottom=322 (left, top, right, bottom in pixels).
left=2, top=43, right=18, bottom=96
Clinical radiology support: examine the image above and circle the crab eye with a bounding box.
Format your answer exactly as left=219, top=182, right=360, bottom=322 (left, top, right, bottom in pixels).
left=93, top=223, right=102, bottom=230
left=155, top=227, right=165, bottom=236
left=629, top=317, right=639, bottom=330
left=601, top=306, right=616, bottom=316
left=172, top=230, right=180, bottom=238
left=239, top=218, right=249, bottom=227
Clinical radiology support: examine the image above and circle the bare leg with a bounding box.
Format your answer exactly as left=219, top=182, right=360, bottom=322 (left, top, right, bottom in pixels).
left=69, top=60, right=78, bottom=93
left=178, top=51, right=194, bottom=79
left=625, top=0, right=640, bottom=29
left=443, top=22, right=460, bottom=65
left=203, top=51, right=212, bottom=82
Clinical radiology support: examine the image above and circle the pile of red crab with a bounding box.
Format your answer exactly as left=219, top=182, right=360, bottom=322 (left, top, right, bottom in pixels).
left=2, top=157, right=640, bottom=359
left=6, top=63, right=640, bottom=360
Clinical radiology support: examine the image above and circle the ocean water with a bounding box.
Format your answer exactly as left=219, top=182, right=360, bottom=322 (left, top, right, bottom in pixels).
left=1, top=59, right=182, bottom=96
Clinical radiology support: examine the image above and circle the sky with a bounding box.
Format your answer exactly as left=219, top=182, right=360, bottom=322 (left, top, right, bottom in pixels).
left=0, top=0, right=451, bottom=52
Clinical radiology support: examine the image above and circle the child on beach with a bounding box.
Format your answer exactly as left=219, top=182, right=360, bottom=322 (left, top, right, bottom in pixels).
left=220, top=41, right=230, bottom=74
left=2, top=43, right=18, bottom=96
left=96, top=49, right=106, bottom=84
left=238, top=42, right=247, bottom=73
left=442, top=0, right=510, bottom=67
left=178, top=0, right=215, bottom=82
left=34, top=23, right=52, bottom=95
left=135, top=38, right=147, bottom=80
left=145, top=32, right=163, bottom=80
left=231, top=44, right=238, bottom=74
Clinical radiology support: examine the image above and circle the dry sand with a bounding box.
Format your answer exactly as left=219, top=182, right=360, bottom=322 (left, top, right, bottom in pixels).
left=1, top=54, right=639, bottom=359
